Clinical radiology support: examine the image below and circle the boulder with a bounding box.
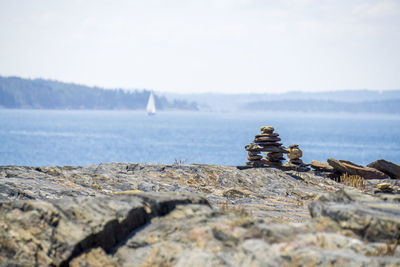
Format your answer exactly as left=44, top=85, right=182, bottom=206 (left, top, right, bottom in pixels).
left=367, top=159, right=400, bottom=180
left=327, top=158, right=390, bottom=180
left=310, top=160, right=334, bottom=172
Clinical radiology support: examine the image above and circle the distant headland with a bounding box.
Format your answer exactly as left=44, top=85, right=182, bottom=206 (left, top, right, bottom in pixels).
left=0, top=76, right=198, bottom=111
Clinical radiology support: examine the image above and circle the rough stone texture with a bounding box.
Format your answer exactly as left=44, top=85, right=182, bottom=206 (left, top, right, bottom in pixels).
left=1, top=163, right=400, bottom=266
left=0, top=192, right=208, bottom=266
left=309, top=190, right=400, bottom=243
left=328, top=158, right=390, bottom=179
left=368, top=159, right=400, bottom=180
left=0, top=163, right=345, bottom=222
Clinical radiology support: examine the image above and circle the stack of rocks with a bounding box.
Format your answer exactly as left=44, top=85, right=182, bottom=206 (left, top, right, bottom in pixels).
left=285, top=144, right=310, bottom=171
left=286, top=144, right=303, bottom=166
left=245, top=142, right=264, bottom=167
left=255, top=126, right=287, bottom=167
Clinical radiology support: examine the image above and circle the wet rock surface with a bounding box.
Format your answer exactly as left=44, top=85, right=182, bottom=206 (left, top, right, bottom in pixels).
left=1, top=163, right=399, bottom=266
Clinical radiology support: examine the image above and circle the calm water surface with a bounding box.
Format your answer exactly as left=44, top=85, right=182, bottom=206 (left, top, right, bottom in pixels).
left=0, top=110, right=399, bottom=166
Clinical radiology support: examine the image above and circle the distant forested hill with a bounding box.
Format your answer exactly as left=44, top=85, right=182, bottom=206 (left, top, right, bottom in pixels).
left=0, top=76, right=198, bottom=110
left=243, top=99, right=400, bottom=114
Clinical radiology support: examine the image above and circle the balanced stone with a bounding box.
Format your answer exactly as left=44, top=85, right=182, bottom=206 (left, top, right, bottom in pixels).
left=245, top=142, right=264, bottom=167
left=285, top=144, right=308, bottom=170
left=265, top=152, right=284, bottom=158
left=260, top=126, right=274, bottom=134
left=254, top=136, right=281, bottom=142
left=262, top=159, right=282, bottom=166
left=290, top=158, right=303, bottom=165
left=245, top=125, right=287, bottom=168
left=245, top=143, right=262, bottom=152
left=287, top=144, right=302, bottom=160
left=248, top=155, right=263, bottom=161
left=255, top=133, right=279, bottom=138
left=254, top=142, right=282, bottom=147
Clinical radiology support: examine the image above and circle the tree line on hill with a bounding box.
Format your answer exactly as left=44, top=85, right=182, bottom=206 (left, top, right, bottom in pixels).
left=0, top=76, right=198, bottom=110
left=243, top=99, right=400, bottom=114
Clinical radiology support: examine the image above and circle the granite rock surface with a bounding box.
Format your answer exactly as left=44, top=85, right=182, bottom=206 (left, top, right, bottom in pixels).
left=0, top=163, right=399, bottom=266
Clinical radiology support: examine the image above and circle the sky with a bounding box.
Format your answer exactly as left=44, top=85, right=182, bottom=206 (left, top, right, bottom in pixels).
left=0, top=0, right=399, bottom=94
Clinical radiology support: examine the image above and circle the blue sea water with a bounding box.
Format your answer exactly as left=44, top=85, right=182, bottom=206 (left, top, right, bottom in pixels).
left=0, top=109, right=399, bottom=166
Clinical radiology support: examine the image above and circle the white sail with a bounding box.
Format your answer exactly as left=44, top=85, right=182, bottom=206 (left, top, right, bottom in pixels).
left=146, top=92, right=156, bottom=115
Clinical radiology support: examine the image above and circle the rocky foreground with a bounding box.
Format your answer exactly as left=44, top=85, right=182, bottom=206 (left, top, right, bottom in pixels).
left=0, top=163, right=399, bottom=266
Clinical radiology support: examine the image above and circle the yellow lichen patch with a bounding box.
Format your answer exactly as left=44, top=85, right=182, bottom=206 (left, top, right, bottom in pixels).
left=185, top=178, right=197, bottom=185
left=223, top=187, right=252, bottom=199
left=112, top=190, right=141, bottom=195
left=377, top=183, right=391, bottom=190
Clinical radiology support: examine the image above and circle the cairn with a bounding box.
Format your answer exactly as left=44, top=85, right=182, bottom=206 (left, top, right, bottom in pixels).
left=285, top=144, right=310, bottom=171
left=257, top=126, right=287, bottom=167
left=286, top=144, right=303, bottom=165
left=245, top=126, right=287, bottom=167
left=245, top=142, right=264, bottom=167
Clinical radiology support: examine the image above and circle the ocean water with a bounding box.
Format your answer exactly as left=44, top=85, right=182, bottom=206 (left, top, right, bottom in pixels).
left=0, top=109, right=399, bottom=167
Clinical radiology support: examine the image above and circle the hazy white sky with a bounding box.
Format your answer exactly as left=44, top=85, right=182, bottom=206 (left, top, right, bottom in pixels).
left=0, top=0, right=399, bottom=93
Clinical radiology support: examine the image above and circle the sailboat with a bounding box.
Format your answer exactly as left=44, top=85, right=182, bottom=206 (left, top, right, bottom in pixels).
left=146, top=91, right=156, bottom=115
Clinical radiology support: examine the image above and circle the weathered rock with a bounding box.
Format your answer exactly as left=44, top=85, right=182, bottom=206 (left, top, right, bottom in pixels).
left=310, top=160, right=334, bottom=172
left=254, top=136, right=281, bottom=142
left=265, top=152, right=285, bottom=162
left=253, top=141, right=282, bottom=146
left=0, top=192, right=208, bottom=266
left=289, top=158, right=304, bottom=165
left=328, top=158, right=390, bottom=180
left=261, top=159, right=283, bottom=166
left=287, top=146, right=303, bottom=160
left=248, top=151, right=261, bottom=156
left=245, top=142, right=262, bottom=152
left=367, top=159, right=400, bottom=180
left=375, top=183, right=394, bottom=194
left=255, top=133, right=279, bottom=138
left=309, top=189, right=400, bottom=243
left=260, top=126, right=274, bottom=134
left=377, top=183, right=391, bottom=190
left=248, top=155, right=263, bottom=161
left=260, top=146, right=287, bottom=153
left=1, top=163, right=400, bottom=266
